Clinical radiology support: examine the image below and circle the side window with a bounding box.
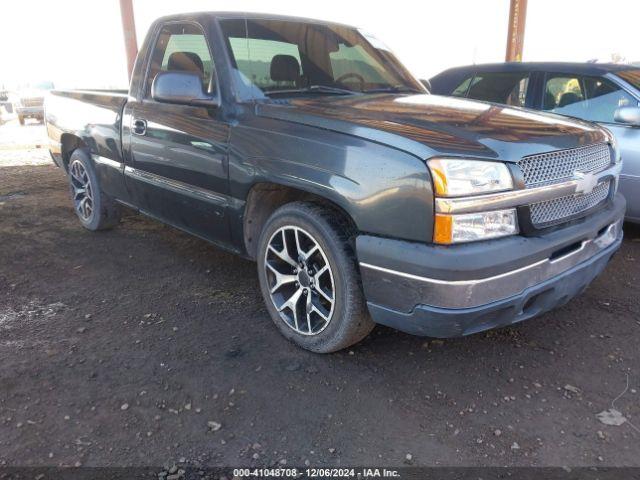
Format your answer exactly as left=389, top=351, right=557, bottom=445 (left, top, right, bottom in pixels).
left=451, top=75, right=474, bottom=97
left=583, top=76, right=635, bottom=123
left=466, top=72, right=530, bottom=107
left=146, top=23, right=215, bottom=97
left=543, top=75, right=583, bottom=112
left=227, top=37, right=302, bottom=90
left=543, top=74, right=636, bottom=123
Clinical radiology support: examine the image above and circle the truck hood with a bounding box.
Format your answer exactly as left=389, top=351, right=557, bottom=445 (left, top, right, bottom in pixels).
left=256, top=93, right=608, bottom=161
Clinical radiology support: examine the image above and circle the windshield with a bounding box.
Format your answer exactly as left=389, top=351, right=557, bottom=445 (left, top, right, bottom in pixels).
left=31, top=81, right=54, bottom=90
left=617, top=69, right=640, bottom=91
left=219, top=18, right=424, bottom=99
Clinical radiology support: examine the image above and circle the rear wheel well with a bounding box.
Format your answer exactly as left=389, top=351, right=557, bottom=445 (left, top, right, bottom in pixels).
left=243, top=183, right=357, bottom=260
left=60, top=134, right=87, bottom=171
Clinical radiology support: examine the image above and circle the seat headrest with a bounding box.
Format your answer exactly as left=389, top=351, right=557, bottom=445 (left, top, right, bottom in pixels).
left=167, top=52, right=204, bottom=76
left=558, top=92, right=582, bottom=108
left=270, top=54, right=300, bottom=83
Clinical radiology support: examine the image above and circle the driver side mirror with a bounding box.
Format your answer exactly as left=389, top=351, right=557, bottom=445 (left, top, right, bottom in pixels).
left=151, top=71, right=219, bottom=107
left=614, top=106, right=640, bottom=126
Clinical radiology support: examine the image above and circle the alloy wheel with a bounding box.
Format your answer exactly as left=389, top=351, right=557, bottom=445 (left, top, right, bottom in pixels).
left=264, top=226, right=335, bottom=335
left=69, top=160, right=94, bottom=221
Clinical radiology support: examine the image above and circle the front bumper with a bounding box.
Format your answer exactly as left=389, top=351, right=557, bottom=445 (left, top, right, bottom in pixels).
left=357, top=194, right=625, bottom=337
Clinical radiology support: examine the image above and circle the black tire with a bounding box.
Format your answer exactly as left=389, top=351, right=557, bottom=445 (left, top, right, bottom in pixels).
left=18, top=115, right=25, bottom=126
left=67, top=149, right=121, bottom=231
left=257, top=202, right=374, bottom=353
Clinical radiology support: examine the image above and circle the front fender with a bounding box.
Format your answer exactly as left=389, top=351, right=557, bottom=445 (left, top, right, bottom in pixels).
left=229, top=118, right=434, bottom=243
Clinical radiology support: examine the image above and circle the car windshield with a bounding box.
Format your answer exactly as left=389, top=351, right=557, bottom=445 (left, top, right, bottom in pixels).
left=219, top=18, right=424, bottom=99
left=616, top=69, right=640, bottom=91
left=31, top=81, right=54, bottom=90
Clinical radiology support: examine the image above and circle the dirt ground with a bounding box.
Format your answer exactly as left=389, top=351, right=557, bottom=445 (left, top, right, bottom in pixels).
left=1, top=121, right=640, bottom=469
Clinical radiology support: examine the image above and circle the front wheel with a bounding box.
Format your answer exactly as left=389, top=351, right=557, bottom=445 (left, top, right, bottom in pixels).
left=257, top=202, right=374, bottom=353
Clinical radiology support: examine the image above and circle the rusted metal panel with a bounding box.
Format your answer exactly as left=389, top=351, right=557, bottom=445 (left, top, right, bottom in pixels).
left=119, top=0, right=138, bottom=81
left=506, top=0, right=528, bottom=62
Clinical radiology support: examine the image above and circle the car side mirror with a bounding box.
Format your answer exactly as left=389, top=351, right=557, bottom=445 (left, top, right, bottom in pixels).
left=151, top=71, right=219, bottom=107
left=420, top=79, right=432, bottom=91
left=614, top=106, right=640, bottom=126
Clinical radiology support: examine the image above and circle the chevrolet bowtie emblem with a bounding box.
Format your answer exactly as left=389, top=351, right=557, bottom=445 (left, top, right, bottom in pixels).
left=574, top=171, right=598, bottom=195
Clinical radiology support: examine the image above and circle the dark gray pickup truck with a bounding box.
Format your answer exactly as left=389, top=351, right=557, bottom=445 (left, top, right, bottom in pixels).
left=45, top=12, right=625, bottom=353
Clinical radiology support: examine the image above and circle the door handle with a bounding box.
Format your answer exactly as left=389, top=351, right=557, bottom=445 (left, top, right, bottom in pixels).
left=132, top=118, right=147, bottom=136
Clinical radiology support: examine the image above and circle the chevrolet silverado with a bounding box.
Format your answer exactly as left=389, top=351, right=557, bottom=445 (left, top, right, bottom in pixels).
left=45, top=13, right=625, bottom=352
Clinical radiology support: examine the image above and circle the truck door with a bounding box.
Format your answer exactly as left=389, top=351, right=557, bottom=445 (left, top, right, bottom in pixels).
left=123, top=21, right=232, bottom=245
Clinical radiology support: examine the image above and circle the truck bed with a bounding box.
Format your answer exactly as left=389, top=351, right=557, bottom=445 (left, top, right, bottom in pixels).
left=45, top=89, right=128, bottom=171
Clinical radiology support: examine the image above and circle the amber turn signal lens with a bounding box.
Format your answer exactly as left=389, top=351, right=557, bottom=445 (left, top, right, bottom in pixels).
left=433, top=214, right=453, bottom=244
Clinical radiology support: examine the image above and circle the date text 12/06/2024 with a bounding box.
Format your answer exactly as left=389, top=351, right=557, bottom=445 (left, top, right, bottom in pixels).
left=232, top=467, right=401, bottom=478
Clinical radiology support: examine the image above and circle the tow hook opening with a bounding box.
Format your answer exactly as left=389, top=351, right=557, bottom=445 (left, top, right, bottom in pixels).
left=550, top=241, right=583, bottom=261
left=596, top=225, right=609, bottom=237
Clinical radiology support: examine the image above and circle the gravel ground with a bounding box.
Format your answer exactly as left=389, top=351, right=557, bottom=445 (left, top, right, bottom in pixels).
left=1, top=122, right=640, bottom=469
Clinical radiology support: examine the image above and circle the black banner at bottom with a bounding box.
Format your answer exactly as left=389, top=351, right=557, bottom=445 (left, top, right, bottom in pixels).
left=1, top=467, right=640, bottom=480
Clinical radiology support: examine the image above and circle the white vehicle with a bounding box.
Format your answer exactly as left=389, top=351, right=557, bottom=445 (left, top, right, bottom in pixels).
left=14, top=81, right=54, bottom=125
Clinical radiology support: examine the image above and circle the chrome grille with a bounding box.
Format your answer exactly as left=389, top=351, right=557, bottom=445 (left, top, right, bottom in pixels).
left=518, top=143, right=611, bottom=187
left=530, top=180, right=611, bottom=226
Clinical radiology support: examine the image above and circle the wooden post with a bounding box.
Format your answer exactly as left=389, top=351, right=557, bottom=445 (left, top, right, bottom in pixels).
left=505, top=0, right=528, bottom=62
left=119, top=0, right=138, bottom=81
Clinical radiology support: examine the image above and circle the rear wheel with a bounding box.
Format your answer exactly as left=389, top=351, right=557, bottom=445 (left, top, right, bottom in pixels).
left=67, top=149, right=121, bottom=230
left=18, top=115, right=24, bottom=126
left=257, top=202, right=374, bottom=353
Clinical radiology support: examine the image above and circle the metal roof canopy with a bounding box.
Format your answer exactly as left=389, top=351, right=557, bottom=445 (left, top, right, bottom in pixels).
left=118, top=0, right=529, bottom=80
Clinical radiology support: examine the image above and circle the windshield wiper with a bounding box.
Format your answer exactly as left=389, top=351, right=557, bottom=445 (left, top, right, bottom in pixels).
left=268, top=85, right=360, bottom=96
left=306, top=85, right=360, bottom=95
left=363, top=85, right=423, bottom=94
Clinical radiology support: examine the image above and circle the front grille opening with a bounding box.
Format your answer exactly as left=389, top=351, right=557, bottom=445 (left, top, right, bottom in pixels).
left=550, top=241, right=583, bottom=261
left=518, top=143, right=611, bottom=188
left=518, top=143, right=613, bottom=229
left=529, top=180, right=611, bottom=227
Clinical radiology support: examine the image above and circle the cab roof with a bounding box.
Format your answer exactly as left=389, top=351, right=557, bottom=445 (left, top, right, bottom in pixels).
left=152, top=11, right=355, bottom=29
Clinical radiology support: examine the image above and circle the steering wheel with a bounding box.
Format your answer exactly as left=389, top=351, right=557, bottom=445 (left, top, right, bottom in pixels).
left=335, top=72, right=366, bottom=91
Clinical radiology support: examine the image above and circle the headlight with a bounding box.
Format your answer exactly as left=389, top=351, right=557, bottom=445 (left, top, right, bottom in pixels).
left=428, top=158, right=513, bottom=197
left=434, top=209, right=518, bottom=244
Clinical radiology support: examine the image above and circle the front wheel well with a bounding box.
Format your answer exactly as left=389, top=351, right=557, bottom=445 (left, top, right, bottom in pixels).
left=243, top=183, right=357, bottom=260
